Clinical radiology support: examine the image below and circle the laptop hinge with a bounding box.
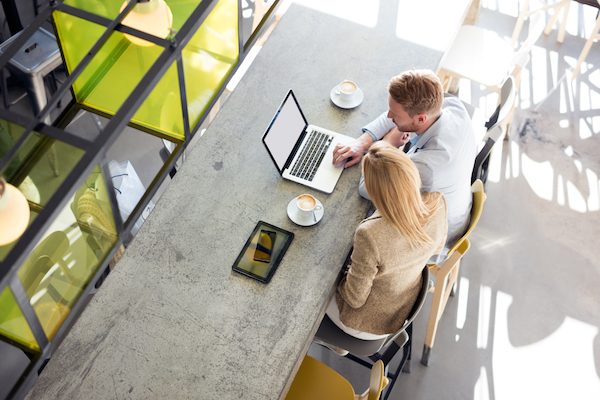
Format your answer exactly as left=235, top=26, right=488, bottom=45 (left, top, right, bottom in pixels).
left=283, top=125, right=309, bottom=171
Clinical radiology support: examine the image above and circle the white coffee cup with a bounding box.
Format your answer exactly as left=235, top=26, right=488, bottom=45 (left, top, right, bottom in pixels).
left=295, top=193, right=322, bottom=222
left=336, top=80, right=358, bottom=102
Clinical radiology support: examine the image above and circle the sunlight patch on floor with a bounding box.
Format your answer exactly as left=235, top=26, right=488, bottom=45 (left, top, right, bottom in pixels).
left=456, top=276, right=470, bottom=330
left=477, top=285, right=492, bottom=349
left=520, top=152, right=554, bottom=201
left=481, top=0, right=519, bottom=17
left=395, top=0, right=473, bottom=51
left=293, top=0, right=379, bottom=27
left=474, top=366, right=491, bottom=400
left=493, top=291, right=600, bottom=399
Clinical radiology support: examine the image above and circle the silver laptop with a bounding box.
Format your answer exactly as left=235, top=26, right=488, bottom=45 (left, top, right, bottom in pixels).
left=262, top=90, right=353, bottom=194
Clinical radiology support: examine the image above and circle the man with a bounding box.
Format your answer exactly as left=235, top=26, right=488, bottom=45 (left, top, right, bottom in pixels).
left=332, top=70, right=477, bottom=249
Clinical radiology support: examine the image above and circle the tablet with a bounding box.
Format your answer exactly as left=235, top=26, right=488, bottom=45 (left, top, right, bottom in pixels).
left=232, top=221, right=294, bottom=283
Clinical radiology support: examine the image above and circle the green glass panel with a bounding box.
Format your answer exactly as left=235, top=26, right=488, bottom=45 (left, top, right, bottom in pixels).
left=62, top=0, right=121, bottom=19
left=183, top=0, right=239, bottom=129
left=53, top=11, right=107, bottom=101
left=132, top=61, right=184, bottom=140
left=62, top=0, right=202, bottom=33
left=1, top=122, right=83, bottom=260
left=0, top=127, right=84, bottom=207
left=53, top=10, right=184, bottom=140
left=0, top=119, right=26, bottom=177
left=0, top=288, right=40, bottom=351
left=0, top=212, right=36, bottom=263
left=16, top=166, right=118, bottom=341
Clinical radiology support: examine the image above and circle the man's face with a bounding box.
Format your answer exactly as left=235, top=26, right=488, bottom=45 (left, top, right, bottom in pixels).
left=387, top=96, right=421, bottom=133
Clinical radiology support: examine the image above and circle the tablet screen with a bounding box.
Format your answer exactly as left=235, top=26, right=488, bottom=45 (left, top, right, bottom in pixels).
left=232, top=221, right=294, bottom=283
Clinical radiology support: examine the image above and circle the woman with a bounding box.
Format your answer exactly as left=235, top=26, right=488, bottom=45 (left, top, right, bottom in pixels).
left=326, top=142, right=448, bottom=341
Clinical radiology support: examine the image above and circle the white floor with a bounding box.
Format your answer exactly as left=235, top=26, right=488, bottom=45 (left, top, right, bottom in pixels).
left=308, top=1, right=600, bottom=399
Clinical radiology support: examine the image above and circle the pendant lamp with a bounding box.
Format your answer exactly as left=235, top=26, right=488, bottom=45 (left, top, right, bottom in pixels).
left=0, top=178, right=31, bottom=246
left=120, top=0, right=173, bottom=46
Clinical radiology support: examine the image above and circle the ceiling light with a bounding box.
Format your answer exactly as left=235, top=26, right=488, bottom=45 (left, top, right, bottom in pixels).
left=120, top=0, right=173, bottom=46
left=0, top=178, right=31, bottom=246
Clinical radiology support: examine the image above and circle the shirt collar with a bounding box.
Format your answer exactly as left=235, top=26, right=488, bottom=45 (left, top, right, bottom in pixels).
left=412, top=110, right=444, bottom=151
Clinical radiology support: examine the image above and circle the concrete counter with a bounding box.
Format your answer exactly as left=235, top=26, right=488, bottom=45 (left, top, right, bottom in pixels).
left=27, top=1, right=471, bottom=398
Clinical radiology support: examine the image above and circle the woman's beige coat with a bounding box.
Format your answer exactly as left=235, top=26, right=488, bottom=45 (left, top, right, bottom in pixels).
left=336, top=194, right=448, bottom=334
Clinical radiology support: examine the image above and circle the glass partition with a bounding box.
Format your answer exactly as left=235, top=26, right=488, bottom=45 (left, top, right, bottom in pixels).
left=0, top=288, right=39, bottom=351
left=53, top=10, right=186, bottom=140
left=183, top=0, right=239, bottom=129
left=12, top=166, right=117, bottom=342
left=0, top=120, right=84, bottom=261
left=54, top=0, right=240, bottom=140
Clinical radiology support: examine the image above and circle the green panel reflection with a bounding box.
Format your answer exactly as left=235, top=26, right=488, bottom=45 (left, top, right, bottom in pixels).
left=0, top=287, right=40, bottom=351
left=183, top=0, right=239, bottom=129
left=16, top=166, right=117, bottom=341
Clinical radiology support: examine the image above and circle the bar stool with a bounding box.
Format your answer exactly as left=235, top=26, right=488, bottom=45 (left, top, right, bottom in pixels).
left=0, top=27, right=62, bottom=175
left=0, top=27, right=62, bottom=122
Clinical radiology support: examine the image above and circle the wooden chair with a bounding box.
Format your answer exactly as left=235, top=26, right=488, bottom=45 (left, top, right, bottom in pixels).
left=421, top=180, right=487, bottom=366
left=471, top=75, right=517, bottom=185
left=285, top=356, right=387, bottom=400
left=573, top=1, right=600, bottom=79
left=512, top=0, right=600, bottom=79
left=313, top=267, right=429, bottom=400
left=512, top=0, right=571, bottom=45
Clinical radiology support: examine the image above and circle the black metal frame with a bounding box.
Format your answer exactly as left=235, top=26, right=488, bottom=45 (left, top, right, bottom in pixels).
left=0, top=0, right=281, bottom=398
left=344, top=325, right=413, bottom=400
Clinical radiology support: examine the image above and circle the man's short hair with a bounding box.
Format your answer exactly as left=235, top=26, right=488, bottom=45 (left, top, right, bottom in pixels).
left=388, top=70, right=443, bottom=117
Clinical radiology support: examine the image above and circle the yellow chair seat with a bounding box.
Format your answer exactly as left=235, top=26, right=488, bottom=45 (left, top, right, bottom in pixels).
left=35, top=301, right=70, bottom=340
left=286, top=356, right=355, bottom=400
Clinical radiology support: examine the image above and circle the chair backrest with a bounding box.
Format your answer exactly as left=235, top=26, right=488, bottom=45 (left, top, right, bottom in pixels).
left=485, top=75, right=517, bottom=130
left=447, top=180, right=487, bottom=257
left=471, top=124, right=503, bottom=184
left=286, top=355, right=386, bottom=400
left=474, top=76, right=516, bottom=184
left=511, top=7, right=545, bottom=76
left=365, top=360, right=387, bottom=400
left=18, top=231, right=74, bottom=297
left=314, top=267, right=430, bottom=358
left=382, top=266, right=430, bottom=349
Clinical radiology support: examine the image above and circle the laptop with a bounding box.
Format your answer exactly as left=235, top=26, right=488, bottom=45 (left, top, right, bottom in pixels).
left=262, top=90, right=353, bottom=194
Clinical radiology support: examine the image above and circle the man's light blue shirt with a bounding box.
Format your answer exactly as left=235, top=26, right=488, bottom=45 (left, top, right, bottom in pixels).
left=359, top=96, right=477, bottom=250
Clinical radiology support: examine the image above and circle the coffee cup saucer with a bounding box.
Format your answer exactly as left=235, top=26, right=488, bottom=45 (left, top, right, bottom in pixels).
left=330, top=85, right=364, bottom=109
left=287, top=198, right=324, bottom=226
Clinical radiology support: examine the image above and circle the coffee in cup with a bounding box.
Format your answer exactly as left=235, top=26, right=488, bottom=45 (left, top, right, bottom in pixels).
left=295, top=193, right=323, bottom=222
left=336, top=80, right=358, bottom=102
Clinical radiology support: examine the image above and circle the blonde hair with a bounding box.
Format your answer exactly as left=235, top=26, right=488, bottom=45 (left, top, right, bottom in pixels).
left=388, top=70, right=443, bottom=117
left=362, top=142, right=441, bottom=248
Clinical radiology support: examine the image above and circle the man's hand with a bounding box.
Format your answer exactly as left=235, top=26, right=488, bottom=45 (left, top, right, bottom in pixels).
left=382, top=127, right=411, bottom=147
left=332, top=133, right=374, bottom=168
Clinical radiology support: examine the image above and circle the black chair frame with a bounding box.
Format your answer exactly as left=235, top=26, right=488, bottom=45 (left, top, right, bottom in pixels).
left=315, top=267, right=430, bottom=400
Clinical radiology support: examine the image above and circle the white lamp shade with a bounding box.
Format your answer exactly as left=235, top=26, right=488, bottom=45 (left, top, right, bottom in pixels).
left=120, top=0, right=173, bottom=46
left=0, top=182, right=31, bottom=246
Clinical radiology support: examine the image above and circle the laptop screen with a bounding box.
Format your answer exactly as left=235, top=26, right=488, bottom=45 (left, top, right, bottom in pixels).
left=262, top=91, right=308, bottom=172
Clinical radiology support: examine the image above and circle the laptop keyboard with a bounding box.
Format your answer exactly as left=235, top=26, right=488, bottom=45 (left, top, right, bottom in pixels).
left=290, top=129, right=334, bottom=181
